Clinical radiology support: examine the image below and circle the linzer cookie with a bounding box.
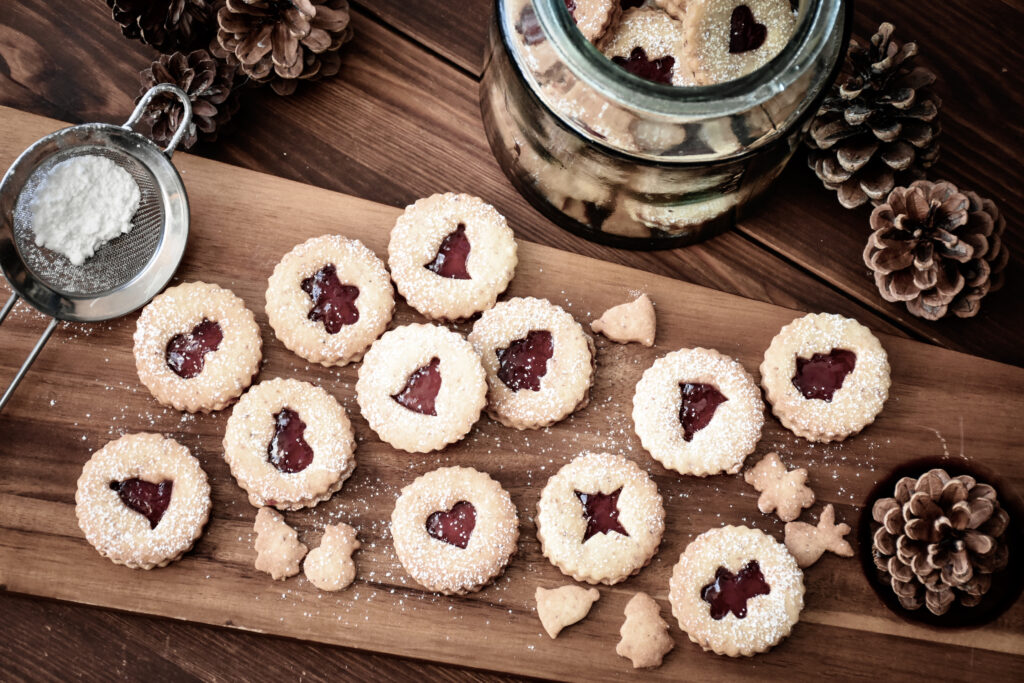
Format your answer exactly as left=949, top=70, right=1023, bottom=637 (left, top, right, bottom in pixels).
left=760, top=313, right=890, bottom=442
left=390, top=466, right=519, bottom=595
left=388, top=193, right=518, bottom=320
left=669, top=525, right=804, bottom=657
left=356, top=324, right=487, bottom=452
left=683, top=0, right=796, bottom=84
left=133, top=281, right=262, bottom=413
left=601, top=7, right=697, bottom=86
left=266, top=235, right=394, bottom=367
left=632, top=347, right=764, bottom=477
left=468, top=297, right=595, bottom=430
left=75, top=433, right=211, bottom=570
left=537, top=452, right=665, bottom=585
left=223, top=378, right=356, bottom=510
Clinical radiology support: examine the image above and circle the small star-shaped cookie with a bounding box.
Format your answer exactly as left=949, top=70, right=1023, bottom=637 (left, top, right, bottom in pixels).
left=784, top=504, right=854, bottom=568
left=254, top=507, right=308, bottom=580
left=536, top=585, right=601, bottom=638
left=616, top=592, right=674, bottom=668
left=304, top=522, right=360, bottom=591
left=591, top=294, right=656, bottom=347
left=743, top=452, right=815, bottom=522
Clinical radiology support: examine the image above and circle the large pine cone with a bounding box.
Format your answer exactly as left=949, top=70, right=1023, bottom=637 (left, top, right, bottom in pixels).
left=107, top=0, right=217, bottom=54
left=864, top=180, right=1008, bottom=320
left=872, top=469, right=1010, bottom=616
left=139, top=50, right=240, bottom=150
left=807, top=22, right=941, bottom=209
left=212, top=0, right=353, bottom=96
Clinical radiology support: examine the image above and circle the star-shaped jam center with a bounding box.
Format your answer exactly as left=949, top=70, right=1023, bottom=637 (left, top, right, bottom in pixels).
left=700, top=560, right=771, bottom=619
left=574, top=488, right=629, bottom=542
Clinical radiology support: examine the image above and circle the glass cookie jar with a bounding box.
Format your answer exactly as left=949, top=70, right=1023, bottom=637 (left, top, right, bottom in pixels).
left=479, top=0, right=851, bottom=249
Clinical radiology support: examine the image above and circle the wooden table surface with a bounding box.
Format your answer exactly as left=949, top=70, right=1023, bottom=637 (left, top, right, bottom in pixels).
left=0, top=0, right=1021, bottom=680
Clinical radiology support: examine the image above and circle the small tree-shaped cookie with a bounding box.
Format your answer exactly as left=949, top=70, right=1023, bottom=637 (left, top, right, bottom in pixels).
left=616, top=592, right=674, bottom=669
left=254, top=507, right=307, bottom=580
left=304, top=523, right=360, bottom=591
left=591, top=294, right=656, bottom=347
left=744, top=452, right=815, bottom=522
left=784, top=504, right=854, bottom=568
left=535, top=585, right=600, bottom=638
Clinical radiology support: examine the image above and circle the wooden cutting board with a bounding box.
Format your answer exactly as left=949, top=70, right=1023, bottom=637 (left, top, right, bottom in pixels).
left=1, top=105, right=1022, bottom=680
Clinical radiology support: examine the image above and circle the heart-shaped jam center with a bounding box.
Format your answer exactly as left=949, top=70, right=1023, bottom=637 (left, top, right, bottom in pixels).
left=612, top=47, right=675, bottom=85
left=110, top=479, right=173, bottom=529
left=496, top=330, right=553, bottom=392
left=426, top=500, right=476, bottom=549
left=425, top=224, right=471, bottom=280
left=574, top=488, right=629, bottom=542
left=392, top=357, right=442, bottom=416
left=729, top=5, right=768, bottom=53
left=792, top=349, right=857, bottom=402
left=701, top=560, right=771, bottom=619
left=300, top=263, right=360, bottom=334
left=165, top=319, right=223, bottom=379
left=679, top=383, right=728, bottom=442
left=267, top=407, right=314, bottom=473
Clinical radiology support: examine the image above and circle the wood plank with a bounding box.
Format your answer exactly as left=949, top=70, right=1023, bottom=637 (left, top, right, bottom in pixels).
left=1, top=107, right=1023, bottom=679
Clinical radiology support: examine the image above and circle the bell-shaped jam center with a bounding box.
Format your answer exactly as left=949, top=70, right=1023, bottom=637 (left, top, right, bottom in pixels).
left=496, top=330, right=553, bottom=392
left=267, top=407, right=314, bottom=473
left=792, top=349, right=857, bottom=402
left=574, top=488, right=629, bottom=542
left=425, top=224, right=471, bottom=280
left=701, top=560, right=771, bottom=620
left=679, top=383, right=728, bottom=442
left=110, top=479, right=173, bottom=529
left=426, top=500, right=476, bottom=549
left=165, top=319, right=223, bottom=379
left=392, top=357, right=442, bottom=416
left=729, top=5, right=768, bottom=53
left=300, top=263, right=360, bottom=334
left=611, top=47, right=675, bottom=85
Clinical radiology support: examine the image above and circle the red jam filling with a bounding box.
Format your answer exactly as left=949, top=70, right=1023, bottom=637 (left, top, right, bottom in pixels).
left=574, top=488, right=629, bottom=542
left=425, top=224, right=471, bottom=280
left=792, top=349, right=857, bottom=402
left=611, top=47, right=675, bottom=86
left=729, top=5, right=767, bottom=53
left=679, top=383, right=728, bottom=442
left=516, top=6, right=544, bottom=45
left=565, top=0, right=577, bottom=17
left=701, top=560, right=771, bottom=619
left=109, top=479, right=173, bottom=529
left=496, top=330, right=553, bottom=392
left=300, top=263, right=360, bottom=334
left=392, top=357, right=442, bottom=416
left=267, top=408, right=314, bottom=474
left=426, top=500, right=476, bottom=549
left=165, top=319, right=223, bottom=379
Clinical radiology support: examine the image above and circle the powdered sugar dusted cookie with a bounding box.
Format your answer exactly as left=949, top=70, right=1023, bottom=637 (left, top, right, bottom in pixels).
left=601, top=7, right=697, bottom=86
left=683, top=0, right=796, bottom=85
left=254, top=507, right=307, bottom=580
left=266, top=235, right=394, bottom=367
left=784, top=504, right=853, bottom=568
left=591, top=294, right=656, bottom=347
left=356, top=324, right=487, bottom=452
left=391, top=466, right=519, bottom=595
left=304, top=522, right=360, bottom=591
left=568, top=0, right=620, bottom=43
left=653, top=0, right=689, bottom=21
left=744, top=452, right=815, bottom=522
left=536, top=584, right=601, bottom=638
left=617, top=592, right=674, bottom=668
left=75, top=433, right=211, bottom=570
left=633, top=347, right=764, bottom=477
left=669, top=525, right=804, bottom=657
left=388, top=193, right=517, bottom=321
left=134, top=281, right=262, bottom=413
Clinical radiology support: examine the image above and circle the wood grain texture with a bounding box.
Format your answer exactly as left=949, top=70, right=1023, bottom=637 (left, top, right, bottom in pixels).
left=1, top=108, right=1022, bottom=680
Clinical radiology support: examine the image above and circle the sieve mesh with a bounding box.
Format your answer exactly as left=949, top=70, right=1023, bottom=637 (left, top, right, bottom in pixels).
left=12, top=145, right=165, bottom=297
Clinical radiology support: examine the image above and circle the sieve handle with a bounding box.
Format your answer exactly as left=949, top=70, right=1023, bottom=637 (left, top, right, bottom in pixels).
left=124, top=84, right=193, bottom=158
left=0, top=294, right=58, bottom=412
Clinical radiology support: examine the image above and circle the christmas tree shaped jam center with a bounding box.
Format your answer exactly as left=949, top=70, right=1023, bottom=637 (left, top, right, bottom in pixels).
left=392, top=357, right=442, bottom=416
left=496, top=330, right=553, bottom=392
left=110, top=479, right=173, bottom=529
left=301, top=263, right=360, bottom=334
left=426, top=501, right=476, bottom=549
left=679, top=383, right=728, bottom=441
left=574, top=488, right=629, bottom=542
left=701, top=560, right=771, bottom=619
left=165, top=319, right=223, bottom=379
left=267, top=408, right=314, bottom=473
left=425, top=224, right=471, bottom=280
left=792, top=349, right=857, bottom=401
left=612, top=47, right=675, bottom=85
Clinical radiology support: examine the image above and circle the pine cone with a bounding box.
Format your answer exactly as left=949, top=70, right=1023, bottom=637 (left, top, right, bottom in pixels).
left=807, top=22, right=941, bottom=209
left=871, top=468, right=1010, bottom=616
left=212, top=0, right=353, bottom=96
left=107, top=0, right=217, bottom=53
left=138, top=50, right=240, bottom=150
left=864, top=180, right=1009, bottom=320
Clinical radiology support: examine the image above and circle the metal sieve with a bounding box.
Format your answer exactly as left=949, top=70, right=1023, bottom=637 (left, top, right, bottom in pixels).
left=0, top=84, right=192, bottom=410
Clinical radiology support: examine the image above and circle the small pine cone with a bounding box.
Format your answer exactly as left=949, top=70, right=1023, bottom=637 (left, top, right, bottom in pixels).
left=107, top=0, right=217, bottom=53
left=864, top=180, right=1009, bottom=320
left=807, top=22, right=941, bottom=209
left=138, top=50, right=240, bottom=150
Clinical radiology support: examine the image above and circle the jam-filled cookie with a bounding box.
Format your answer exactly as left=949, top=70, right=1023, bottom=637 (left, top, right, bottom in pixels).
left=266, top=235, right=394, bottom=367
left=468, top=297, right=595, bottom=430
left=537, top=452, right=665, bottom=585
left=391, top=466, right=519, bottom=595
left=601, top=7, right=697, bottom=86
left=633, top=347, right=764, bottom=477
left=669, top=525, right=804, bottom=657
left=75, top=433, right=211, bottom=569
left=388, top=193, right=518, bottom=321
left=760, top=313, right=890, bottom=442
left=356, top=324, right=487, bottom=452
left=683, top=0, right=796, bottom=85
left=223, top=378, right=356, bottom=510
left=134, top=281, right=262, bottom=413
